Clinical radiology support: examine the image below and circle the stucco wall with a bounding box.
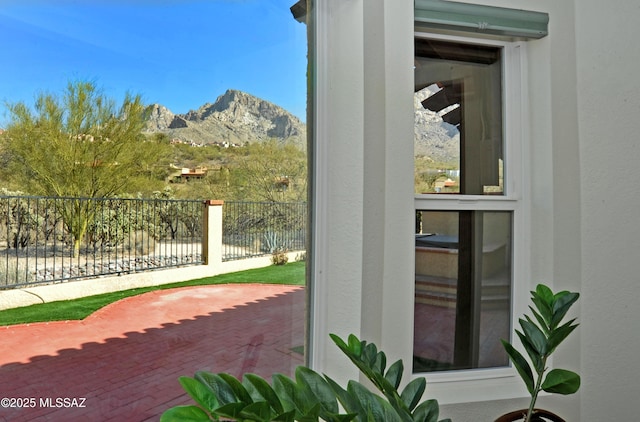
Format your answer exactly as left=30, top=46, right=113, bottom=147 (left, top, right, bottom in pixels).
left=310, top=0, right=416, bottom=382
left=315, top=0, right=639, bottom=420
left=575, top=0, right=640, bottom=420
left=425, top=0, right=640, bottom=419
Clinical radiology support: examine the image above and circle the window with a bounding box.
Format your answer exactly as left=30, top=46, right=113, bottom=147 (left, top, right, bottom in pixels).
left=0, top=2, right=310, bottom=420
left=413, top=36, right=524, bottom=373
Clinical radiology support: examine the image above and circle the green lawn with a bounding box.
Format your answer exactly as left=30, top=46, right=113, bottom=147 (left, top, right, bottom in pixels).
left=0, top=261, right=305, bottom=327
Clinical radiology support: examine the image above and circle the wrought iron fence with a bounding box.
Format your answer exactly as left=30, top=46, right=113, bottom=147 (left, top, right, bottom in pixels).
left=0, top=195, right=204, bottom=289
left=222, top=201, right=306, bottom=261
left=1, top=196, right=307, bottom=289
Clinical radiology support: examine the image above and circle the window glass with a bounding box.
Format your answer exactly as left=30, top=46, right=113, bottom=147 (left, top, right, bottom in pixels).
left=414, top=210, right=512, bottom=371
left=0, top=1, right=309, bottom=420
left=415, top=40, right=503, bottom=195
left=413, top=38, right=515, bottom=373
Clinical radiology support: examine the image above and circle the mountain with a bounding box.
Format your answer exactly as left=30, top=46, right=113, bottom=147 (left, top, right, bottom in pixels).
left=414, top=87, right=460, bottom=164
left=144, top=88, right=457, bottom=163
left=144, top=89, right=306, bottom=147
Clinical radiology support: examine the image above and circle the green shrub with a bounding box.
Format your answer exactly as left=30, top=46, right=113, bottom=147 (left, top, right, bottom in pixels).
left=271, top=249, right=289, bottom=265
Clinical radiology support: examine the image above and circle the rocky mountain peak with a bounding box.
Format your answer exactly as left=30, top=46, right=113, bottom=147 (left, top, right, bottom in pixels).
left=145, top=104, right=175, bottom=131
left=144, top=89, right=306, bottom=147
left=414, top=87, right=460, bottom=163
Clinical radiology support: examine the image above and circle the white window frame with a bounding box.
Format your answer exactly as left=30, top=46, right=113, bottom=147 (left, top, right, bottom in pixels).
left=309, top=0, right=539, bottom=405
left=411, top=32, right=534, bottom=403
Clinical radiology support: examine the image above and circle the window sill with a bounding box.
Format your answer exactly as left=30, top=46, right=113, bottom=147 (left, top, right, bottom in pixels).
left=411, top=367, right=530, bottom=404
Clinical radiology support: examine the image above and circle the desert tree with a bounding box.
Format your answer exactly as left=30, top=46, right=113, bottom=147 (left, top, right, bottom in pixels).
left=229, top=139, right=307, bottom=202
left=2, top=80, right=166, bottom=256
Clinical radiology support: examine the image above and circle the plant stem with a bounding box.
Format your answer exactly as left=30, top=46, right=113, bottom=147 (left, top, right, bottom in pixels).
left=526, top=358, right=548, bottom=422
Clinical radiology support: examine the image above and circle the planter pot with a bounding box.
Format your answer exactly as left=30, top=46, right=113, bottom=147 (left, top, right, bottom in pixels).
left=494, top=409, right=565, bottom=422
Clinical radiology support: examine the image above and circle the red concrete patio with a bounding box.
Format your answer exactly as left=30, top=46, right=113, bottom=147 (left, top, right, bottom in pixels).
left=0, top=284, right=305, bottom=422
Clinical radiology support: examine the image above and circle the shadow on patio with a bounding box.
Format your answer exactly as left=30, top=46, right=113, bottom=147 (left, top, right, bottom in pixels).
left=0, top=284, right=305, bottom=422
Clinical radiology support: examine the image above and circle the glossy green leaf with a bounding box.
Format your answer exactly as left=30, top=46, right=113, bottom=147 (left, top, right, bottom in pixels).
left=160, top=405, right=212, bottom=422
left=362, top=343, right=378, bottom=368
left=542, top=369, right=580, bottom=395
left=411, top=399, right=439, bottom=422
left=243, top=373, right=284, bottom=414
left=551, top=292, right=579, bottom=329
left=215, top=402, right=247, bottom=419
left=523, top=315, right=543, bottom=333
left=272, top=373, right=301, bottom=413
left=515, top=330, right=543, bottom=372
left=531, top=285, right=554, bottom=322
left=529, top=306, right=551, bottom=335
left=330, top=333, right=347, bottom=349
left=296, top=366, right=339, bottom=415
left=240, top=401, right=273, bottom=421
left=325, top=375, right=365, bottom=417
left=324, top=413, right=358, bottom=422
left=535, top=284, right=554, bottom=304
left=376, top=375, right=400, bottom=401
left=347, top=334, right=363, bottom=357
left=272, top=409, right=297, bottom=422
left=384, top=360, right=404, bottom=390
left=273, top=372, right=319, bottom=418
left=531, top=298, right=552, bottom=326
left=552, top=290, right=577, bottom=310
left=297, top=402, right=322, bottom=421
left=346, top=381, right=380, bottom=414
left=400, top=378, right=426, bottom=412
left=195, top=372, right=238, bottom=407
left=332, top=334, right=375, bottom=380
left=219, top=373, right=253, bottom=404
left=501, top=340, right=535, bottom=395
left=519, top=318, right=547, bottom=355
left=373, top=349, right=387, bottom=376
left=347, top=381, right=404, bottom=422
left=178, top=376, right=219, bottom=414
left=330, top=334, right=353, bottom=359
left=546, top=319, right=578, bottom=354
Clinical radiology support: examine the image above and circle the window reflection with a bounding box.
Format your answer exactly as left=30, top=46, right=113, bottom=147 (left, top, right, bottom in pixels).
left=414, top=210, right=512, bottom=371
left=414, top=39, right=503, bottom=195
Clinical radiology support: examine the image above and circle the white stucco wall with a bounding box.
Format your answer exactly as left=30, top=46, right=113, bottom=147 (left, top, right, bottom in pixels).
left=574, top=0, right=640, bottom=420
left=310, top=0, right=415, bottom=381
left=314, top=0, right=639, bottom=420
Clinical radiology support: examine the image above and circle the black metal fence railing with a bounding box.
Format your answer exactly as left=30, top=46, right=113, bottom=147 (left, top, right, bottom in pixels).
left=222, top=201, right=306, bottom=261
left=1, top=197, right=307, bottom=289
left=1, top=195, right=203, bottom=289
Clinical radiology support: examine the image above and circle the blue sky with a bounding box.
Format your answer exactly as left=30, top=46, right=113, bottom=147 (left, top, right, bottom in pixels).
left=0, top=0, right=308, bottom=127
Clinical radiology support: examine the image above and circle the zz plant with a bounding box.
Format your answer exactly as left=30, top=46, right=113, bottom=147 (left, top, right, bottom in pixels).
left=328, top=334, right=450, bottom=422
left=161, top=333, right=450, bottom=422
left=500, top=284, right=580, bottom=422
